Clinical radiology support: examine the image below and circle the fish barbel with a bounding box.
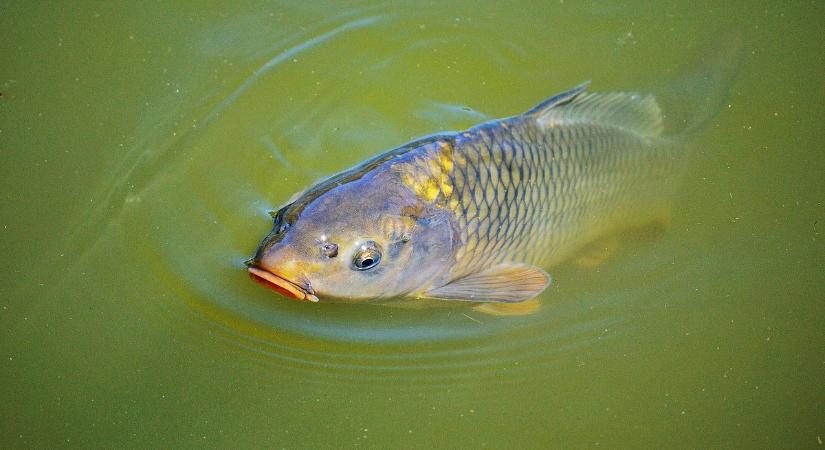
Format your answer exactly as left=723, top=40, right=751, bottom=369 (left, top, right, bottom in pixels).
left=247, top=82, right=689, bottom=308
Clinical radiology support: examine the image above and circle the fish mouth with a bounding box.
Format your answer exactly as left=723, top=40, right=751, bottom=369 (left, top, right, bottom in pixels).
left=248, top=267, right=319, bottom=303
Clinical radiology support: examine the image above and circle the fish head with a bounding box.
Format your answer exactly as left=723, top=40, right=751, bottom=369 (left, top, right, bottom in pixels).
left=249, top=173, right=456, bottom=302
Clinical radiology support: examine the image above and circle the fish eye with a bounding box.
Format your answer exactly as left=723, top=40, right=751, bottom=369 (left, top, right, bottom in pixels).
left=352, top=241, right=382, bottom=271
left=321, top=242, right=338, bottom=258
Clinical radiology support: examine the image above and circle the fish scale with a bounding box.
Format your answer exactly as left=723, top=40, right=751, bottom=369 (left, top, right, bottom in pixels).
left=396, top=97, right=682, bottom=282
left=250, top=83, right=692, bottom=305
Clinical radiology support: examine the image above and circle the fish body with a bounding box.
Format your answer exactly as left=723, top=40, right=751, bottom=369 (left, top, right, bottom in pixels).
left=249, top=83, right=685, bottom=305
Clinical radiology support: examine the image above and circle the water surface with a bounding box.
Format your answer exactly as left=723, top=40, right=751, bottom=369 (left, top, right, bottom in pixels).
left=2, top=1, right=823, bottom=447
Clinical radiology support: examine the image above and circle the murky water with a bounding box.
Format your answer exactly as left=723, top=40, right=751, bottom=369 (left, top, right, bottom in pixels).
left=2, top=1, right=823, bottom=448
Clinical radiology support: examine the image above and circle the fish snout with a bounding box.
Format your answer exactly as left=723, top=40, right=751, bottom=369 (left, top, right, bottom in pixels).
left=248, top=266, right=319, bottom=303
left=248, top=242, right=319, bottom=302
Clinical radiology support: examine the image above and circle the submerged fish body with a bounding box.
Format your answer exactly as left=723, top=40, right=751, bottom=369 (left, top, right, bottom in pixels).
left=249, top=82, right=686, bottom=305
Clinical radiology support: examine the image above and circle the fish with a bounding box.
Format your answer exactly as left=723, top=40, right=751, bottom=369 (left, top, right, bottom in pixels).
left=247, top=80, right=697, bottom=312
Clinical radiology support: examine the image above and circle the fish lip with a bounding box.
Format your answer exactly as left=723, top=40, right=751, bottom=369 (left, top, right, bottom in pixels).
left=248, top=267, right=319, bottom=303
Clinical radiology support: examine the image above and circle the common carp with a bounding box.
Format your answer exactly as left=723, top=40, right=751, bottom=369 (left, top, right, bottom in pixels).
left=247, top=81, right=698, bottom=313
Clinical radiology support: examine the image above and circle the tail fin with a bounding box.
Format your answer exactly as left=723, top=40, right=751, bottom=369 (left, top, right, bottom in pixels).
left=654, top=29, right=745, bottom=138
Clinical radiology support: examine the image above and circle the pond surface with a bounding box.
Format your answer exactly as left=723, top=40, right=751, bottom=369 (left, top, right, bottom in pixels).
left=2, top=1, right=823, bottom=448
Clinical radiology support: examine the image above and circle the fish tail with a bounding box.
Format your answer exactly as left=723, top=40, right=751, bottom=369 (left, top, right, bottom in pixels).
left=655, top=28, right=745, bottom=138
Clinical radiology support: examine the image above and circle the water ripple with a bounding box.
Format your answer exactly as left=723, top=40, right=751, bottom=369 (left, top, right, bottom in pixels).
left=60, top=9, right=659, bottom=386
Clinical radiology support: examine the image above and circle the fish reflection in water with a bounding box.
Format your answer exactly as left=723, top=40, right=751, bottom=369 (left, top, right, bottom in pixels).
left=248, top=71, right=728, bottom=315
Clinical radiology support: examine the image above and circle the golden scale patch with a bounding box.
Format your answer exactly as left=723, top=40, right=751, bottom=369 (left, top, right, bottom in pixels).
left=395, top=141, right=463, bottom=212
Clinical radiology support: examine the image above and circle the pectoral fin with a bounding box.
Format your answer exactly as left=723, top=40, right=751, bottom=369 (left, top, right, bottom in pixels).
left=423, top=263, right=551, bottom=303
left=574, top=236, right=620, bottom=268
left=473, top=298, right=542, bottom=316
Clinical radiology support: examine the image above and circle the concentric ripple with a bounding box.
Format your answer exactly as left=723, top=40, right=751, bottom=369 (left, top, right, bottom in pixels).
left=54, top=8, right=686, bottom=386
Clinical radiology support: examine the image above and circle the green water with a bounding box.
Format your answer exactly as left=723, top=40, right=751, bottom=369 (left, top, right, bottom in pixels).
left=2, top=1, right=823, bottom=448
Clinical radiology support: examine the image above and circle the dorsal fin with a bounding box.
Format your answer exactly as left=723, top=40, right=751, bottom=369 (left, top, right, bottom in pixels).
left=528, top=83, right=664, bottom=137
left=525, top=81, right=590, bottom=117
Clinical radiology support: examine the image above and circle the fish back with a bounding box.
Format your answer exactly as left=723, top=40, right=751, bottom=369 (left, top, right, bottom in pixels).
left=394, top=85, right=685, bottom=280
